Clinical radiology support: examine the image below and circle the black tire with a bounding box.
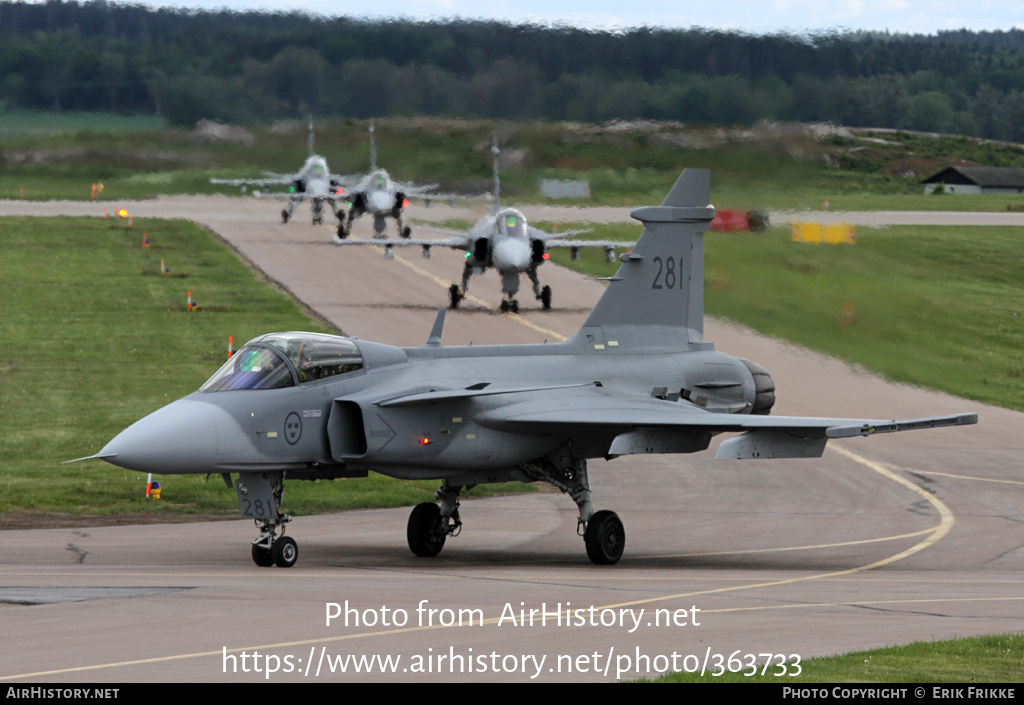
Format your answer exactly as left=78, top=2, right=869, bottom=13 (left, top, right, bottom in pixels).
left=500, top=300, right=509, bottom=313
left=407, top=502, right=446, bottom=557
left=281, top=210, right=290, bottom=224
left=584, top=510, right=625, bottom=565
left=337, top=224, right=348, bottom=240
left=448, top=284, right=462, bottom=309
left=510, top=299, right=519, bottom=314
left=271, top=536, right=298, bottom=568
left=540, top=285, right=552, bottom=310
left=401, top=226, right=412, bottom=239
left=251, top=543, right=274, bottom=567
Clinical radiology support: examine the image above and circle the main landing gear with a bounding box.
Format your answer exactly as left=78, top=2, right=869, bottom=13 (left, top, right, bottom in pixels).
left=406, top=481, right=463, bottom=557
left=448, top=284, right=464, bottom=309
left=406, top=444, right=625, bottom=566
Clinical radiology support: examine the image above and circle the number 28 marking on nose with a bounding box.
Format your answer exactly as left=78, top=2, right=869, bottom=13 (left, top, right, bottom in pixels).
left=652, top=256, right=685, bottom=290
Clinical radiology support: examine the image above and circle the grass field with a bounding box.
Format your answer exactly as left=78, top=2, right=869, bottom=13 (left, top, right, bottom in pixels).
left=647, top=632, right=1024, bottom=683
left=0, top=215, right=531, bottom=521
left=6, top=113, right=1024, bottom=212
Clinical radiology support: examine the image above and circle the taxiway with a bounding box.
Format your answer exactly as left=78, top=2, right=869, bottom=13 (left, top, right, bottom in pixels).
left=0, top=196, right=1021, bottom=682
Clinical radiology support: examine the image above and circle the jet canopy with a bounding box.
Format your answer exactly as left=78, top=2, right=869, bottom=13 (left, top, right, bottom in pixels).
left=497, top=209, right=527, bottom=239
left=200, top=332, right=363, bottom=391
left=369, top=170, right=392, bottom=190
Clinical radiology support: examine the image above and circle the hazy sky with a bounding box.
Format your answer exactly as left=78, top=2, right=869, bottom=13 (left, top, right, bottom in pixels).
left=131, top=0, right=1024, bottom=35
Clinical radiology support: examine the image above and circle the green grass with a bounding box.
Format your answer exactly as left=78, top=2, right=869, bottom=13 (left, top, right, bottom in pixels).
left=8, top=114, right=1024, bottom=213
left=0, top=216, right=530, bottom=520
left=547, top=222, right=1024, bottom=411
left=646, top=632, right=1024, bottom=682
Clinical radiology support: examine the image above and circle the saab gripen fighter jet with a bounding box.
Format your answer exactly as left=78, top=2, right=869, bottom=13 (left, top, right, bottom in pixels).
left=334, top=121, right=466, bottom=239
left=80, top=170, right=976, bottom=568
left=333, top=139, right=628, bottom=312
left=211, top=120, right=346, bottom=226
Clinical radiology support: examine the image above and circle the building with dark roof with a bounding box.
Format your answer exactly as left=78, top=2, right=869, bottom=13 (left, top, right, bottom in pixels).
left=921, top=166, right=1024, bottom=194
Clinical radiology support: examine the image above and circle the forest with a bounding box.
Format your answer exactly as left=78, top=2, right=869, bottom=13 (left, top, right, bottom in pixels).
left=3, top=0, right=1024, bottom=140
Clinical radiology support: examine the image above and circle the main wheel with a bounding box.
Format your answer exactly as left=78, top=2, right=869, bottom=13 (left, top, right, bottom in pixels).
left=448, top=284, right=462, bottom=309
left=407, top=502, right=446, bottom=557
left=272, top=536, right=298, bottom=568
left=337, top=224, right=348, bottom=240
left=540, top=285, right=552, bottom=310
left=401, top=226, right=412, bottom=239
left=584, top=510, right=625, bottom=565
left=251, top=543, right=274, bottom=567
left=281, top=210, right=290, bottom=223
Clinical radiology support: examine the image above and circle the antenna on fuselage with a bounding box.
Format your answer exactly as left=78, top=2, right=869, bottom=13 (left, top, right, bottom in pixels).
left=307, top=115, right=315, bottom=156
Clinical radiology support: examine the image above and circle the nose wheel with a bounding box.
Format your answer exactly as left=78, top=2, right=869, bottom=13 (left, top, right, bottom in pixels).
left=251, top=530, right=298, bottom=568
left=500, top=298, right=519, bottom=313
left=272, top=536, right=298, bottom=567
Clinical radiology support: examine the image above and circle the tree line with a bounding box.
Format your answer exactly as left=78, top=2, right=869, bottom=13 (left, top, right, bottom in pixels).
left=3, top=0, right=1024, bottom=140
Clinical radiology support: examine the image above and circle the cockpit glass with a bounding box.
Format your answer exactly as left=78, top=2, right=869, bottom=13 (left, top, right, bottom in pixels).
left=500, top=213, right=526, bottom=238
left=260, top=333, right=364, bottom=384
left=200, top=333, right=364, bottom=391
left=200, top=345, right=295, bottom=391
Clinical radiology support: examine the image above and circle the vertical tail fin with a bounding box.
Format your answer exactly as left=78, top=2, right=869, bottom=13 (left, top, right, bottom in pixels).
left=579, top=169, right=714, bottom=351
left=369, top=119, right=377, bottom=172
left=491, top=135, right=501, bottom=213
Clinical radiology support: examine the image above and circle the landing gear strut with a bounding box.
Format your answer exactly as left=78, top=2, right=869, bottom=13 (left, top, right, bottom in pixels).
left=520, top=442, right=625, bottom=565
left=237, top=472, right=298, bottom=568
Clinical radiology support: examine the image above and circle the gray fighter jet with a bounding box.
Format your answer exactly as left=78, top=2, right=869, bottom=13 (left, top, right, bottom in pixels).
left=80, top=169, right=977, bottom=568
left=334, top=121, right=465, bottom=239
left=211, top=120, right=347, bottom=225
left=333, top=139, right=629, bottom=312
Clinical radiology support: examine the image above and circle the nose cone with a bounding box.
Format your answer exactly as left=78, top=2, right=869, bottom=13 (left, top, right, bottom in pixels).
left=99, top=399, right=243, bottom=475
left=492, top=238, right=531, bottom=271
left=368, top=190, right=393, bottom=213
left=305, top=179, right=327, bottom=197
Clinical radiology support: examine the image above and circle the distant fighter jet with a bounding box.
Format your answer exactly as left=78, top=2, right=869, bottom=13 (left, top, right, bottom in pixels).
left=211, top=119, right=346, bottom=225
left=333, top=138, right=629, bottom=312
left=335, top=120, right=466, bottom=239
left=76, top=169, right=977, bottom=568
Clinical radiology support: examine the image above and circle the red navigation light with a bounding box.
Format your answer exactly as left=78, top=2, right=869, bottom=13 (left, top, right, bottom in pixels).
left=419, top=437, right=431, bottom=445
left=402, top=199, right=410, bottom=208
left=336, top=188, right=344, bottom=195
left=542, top=253, right=550, bottom=260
